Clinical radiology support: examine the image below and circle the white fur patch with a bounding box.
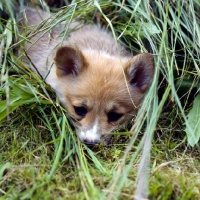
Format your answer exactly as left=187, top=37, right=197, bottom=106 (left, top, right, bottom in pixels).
left=79, top=120, right=100, bottom=142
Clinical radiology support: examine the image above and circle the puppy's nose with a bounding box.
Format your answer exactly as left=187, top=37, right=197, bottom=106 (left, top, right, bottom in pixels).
left=83, top=139, right=100, bottom=146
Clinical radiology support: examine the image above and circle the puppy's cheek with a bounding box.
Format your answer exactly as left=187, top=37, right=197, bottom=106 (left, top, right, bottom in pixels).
left=101, top=135, right=112, bottom=145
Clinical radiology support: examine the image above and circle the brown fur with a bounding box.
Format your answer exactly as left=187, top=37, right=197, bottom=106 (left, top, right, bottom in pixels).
left=18, top=7, right=154, bottom=144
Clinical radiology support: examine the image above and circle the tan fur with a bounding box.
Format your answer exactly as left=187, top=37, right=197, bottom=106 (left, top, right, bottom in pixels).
left=18, top=7, right=154, bottom=144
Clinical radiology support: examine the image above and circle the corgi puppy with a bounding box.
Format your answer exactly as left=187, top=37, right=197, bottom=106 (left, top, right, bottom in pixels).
left=18, top=7, right=154, bottom=145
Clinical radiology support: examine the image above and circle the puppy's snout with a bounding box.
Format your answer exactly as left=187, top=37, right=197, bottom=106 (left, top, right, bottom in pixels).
left=78, top=120, right=101, bottom=145
left=83, top=138, right=100, bottom=146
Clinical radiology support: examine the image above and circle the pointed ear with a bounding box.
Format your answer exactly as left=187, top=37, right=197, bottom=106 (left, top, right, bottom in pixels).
left=54, top=46, right=87, bottom=77
left=125, top=53, right=154, bottom=93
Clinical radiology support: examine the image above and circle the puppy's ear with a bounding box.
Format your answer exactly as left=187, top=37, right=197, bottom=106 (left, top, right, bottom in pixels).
left=54, top=46, right=87, bottom=77
left=125, top=53, right=154, bottom=93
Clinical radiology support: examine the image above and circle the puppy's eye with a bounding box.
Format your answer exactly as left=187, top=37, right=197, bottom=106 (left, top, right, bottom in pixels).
left=107, top=112, right=123, bottom=122
left=74, top=106, right=87, bottom=117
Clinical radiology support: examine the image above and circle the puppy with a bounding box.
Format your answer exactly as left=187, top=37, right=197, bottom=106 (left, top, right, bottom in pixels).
left=17, top=7, right=154, bottom=145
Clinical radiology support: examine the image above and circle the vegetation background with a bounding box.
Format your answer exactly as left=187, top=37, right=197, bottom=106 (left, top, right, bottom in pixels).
left=0, top=0, right=199, bottom=199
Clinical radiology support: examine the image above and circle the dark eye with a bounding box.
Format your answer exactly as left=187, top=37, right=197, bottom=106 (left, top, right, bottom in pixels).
left=107, top=112, right=123, bottom=122
left=74, top=106, right=87, bottom=117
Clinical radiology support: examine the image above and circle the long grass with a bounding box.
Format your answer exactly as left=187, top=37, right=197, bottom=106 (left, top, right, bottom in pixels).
left=0, top=0, right=200, bottom=199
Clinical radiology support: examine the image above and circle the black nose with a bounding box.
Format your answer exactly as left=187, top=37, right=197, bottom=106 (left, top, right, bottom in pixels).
left=83, top=139, right=100, bottom=146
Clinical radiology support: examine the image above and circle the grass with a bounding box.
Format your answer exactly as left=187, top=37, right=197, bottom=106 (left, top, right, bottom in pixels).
left=0, top=0, right=200, bottom=199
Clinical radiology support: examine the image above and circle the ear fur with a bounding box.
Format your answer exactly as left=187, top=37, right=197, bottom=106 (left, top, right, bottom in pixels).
left=54, top=46, right=87, bottom=77
left=125, top=53, right=154, bottom=93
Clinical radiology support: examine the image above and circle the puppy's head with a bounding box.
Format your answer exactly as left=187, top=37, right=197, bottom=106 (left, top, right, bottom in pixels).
left=54, top=46, right=154, bottom=145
